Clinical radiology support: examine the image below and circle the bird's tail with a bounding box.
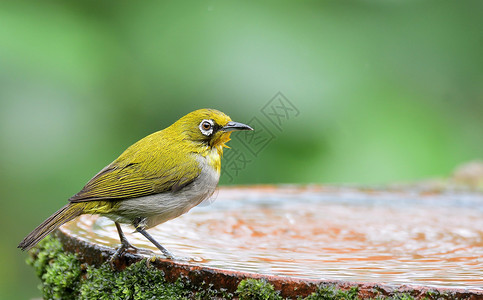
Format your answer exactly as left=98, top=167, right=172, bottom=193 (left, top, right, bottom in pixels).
left=18, top=203, right=86, bottom=251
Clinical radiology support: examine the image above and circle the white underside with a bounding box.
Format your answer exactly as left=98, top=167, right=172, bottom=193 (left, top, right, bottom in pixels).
left=105, top=153, right=220, bottom=229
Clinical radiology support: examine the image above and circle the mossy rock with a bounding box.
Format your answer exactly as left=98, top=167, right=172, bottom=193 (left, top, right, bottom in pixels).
left=27, top=236, right=423, bottom=299
left=27, top=236, right=230, bottom=299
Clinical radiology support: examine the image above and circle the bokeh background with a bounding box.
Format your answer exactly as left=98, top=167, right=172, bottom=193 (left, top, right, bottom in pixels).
left=1, top=0, right=482, bottom=298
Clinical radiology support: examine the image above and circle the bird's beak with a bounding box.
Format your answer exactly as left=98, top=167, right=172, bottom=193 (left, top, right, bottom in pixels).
left=221, top=121, right=253, bottom=132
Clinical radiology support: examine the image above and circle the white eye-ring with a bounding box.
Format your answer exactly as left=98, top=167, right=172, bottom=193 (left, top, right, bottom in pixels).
left=199, top=119, right=214, bottom=136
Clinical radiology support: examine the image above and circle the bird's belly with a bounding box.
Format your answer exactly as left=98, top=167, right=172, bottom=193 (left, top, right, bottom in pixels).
left=109, top=158, right=220, bottom=229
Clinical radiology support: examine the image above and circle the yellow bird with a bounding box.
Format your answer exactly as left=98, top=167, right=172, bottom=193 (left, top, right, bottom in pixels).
left=18, top=108, right=253, bottom=259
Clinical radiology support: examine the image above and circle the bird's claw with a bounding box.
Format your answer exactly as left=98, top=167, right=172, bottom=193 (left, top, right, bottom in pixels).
left=108, top=242, right=153, bottom=269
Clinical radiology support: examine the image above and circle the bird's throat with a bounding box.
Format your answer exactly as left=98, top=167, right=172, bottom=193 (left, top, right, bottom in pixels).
left=204, top=148, right=222, bottom=174
left=204, top=132, right=232, bottom=173
left=212, top=132, right=232, bottom=157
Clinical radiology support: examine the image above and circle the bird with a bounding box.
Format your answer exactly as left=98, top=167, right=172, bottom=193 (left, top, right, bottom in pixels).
left=18, top=108, right=253, bottom=259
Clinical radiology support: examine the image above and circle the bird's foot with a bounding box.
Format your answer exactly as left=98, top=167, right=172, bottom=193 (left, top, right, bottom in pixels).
left=125, top=245, right=155, bottom=256
left=109, top=248, right=126, bottom=269
left=108, top=241, right=153, bottom=269
left=158, top=248, right=175, bottom=260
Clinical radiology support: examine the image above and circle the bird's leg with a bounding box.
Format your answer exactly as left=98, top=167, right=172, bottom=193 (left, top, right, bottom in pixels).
left=136, top=228, right=175, bottom=259
left=115, top=221, right=137, bottom=252
left=109, top=222, right=136, bottom=265
left=108, top=222, right=132, bottom=268
left=110, top=222, right=153, bottom=265
left=114, top=222, right=153, bottom=255
left=133, top=217, right=175, bottom=259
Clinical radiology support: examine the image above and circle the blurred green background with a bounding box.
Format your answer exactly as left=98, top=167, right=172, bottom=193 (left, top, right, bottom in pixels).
left=1, top=0, right=482, bottom=298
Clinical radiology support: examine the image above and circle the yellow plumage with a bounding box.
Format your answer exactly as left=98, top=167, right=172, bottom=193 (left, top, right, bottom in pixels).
left=18, top=108, right=252, bottom=256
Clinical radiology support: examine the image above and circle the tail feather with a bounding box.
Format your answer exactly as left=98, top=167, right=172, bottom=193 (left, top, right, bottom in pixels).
left=18, top=203, right=85, bottom=251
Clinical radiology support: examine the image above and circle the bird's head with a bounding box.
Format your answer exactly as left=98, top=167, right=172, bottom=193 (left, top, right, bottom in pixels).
left=172, top=108, right=253, bottom=155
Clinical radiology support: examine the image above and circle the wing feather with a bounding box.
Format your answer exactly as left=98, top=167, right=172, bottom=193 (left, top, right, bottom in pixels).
left=69, top=131, right=202, bottom=202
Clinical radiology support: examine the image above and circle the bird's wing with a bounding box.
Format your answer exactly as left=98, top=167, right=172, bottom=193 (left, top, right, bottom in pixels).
left=69, top=159, right=200, bottom=202
left=69, top=134, right=202, bottom=202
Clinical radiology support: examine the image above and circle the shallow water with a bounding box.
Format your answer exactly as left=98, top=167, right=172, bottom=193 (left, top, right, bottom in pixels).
left=63, top=186, right=483, bottom=290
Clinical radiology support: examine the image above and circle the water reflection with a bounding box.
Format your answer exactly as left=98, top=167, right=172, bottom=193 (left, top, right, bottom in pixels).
left=63, top=186, right=483, bottom=290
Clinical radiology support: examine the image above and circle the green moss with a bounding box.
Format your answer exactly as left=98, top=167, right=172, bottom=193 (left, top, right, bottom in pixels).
left=371, top=292, right=418, bottom=300
left=79, top=263, right=183, bottom=299
left=304, top=285, right=359, bottom=300
left=24, top=237, right=428, bottom=300
left=303, top=286, right=418, bottom=300
left=27, top=236, right=81, bottom=299
left=236, top=278, right=282, bottom=300
left=374, top=295, right=414, bottom=300
left=27, top=236, right=231, bottom=299
left=423, top=290, right=450, bottom=300
left=391, top=296, right=415, bottom=300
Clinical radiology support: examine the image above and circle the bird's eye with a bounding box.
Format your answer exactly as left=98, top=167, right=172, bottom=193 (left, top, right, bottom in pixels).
left=202, top=121, right=211, bottom=130
left=199, top=119, right=214, bottom=136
